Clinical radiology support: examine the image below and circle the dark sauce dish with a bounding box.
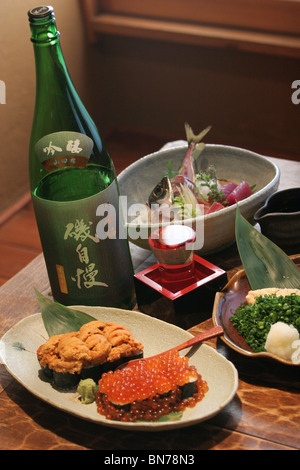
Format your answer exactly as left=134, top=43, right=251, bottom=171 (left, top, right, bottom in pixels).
left=254, top=187, right=300, bottom=254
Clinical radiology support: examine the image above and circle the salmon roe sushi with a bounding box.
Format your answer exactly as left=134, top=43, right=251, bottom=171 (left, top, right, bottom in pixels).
left=95, top=350, right=208, bottom=422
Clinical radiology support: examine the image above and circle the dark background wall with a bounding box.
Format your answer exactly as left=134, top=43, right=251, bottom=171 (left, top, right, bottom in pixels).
left=86, top=34, right=300, bottom=160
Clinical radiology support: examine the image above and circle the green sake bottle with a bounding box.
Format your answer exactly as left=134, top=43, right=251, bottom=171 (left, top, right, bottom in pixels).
left=27, top=5, right=135, bottom=308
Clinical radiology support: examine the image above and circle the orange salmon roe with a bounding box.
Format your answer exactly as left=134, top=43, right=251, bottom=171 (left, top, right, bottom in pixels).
left=95, top=350, right=208, bottom=422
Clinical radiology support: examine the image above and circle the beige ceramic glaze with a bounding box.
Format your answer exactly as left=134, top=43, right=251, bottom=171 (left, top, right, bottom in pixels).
left=0, top=306, right=238, bottom=431
left=118, top=144, right=280, bottom=254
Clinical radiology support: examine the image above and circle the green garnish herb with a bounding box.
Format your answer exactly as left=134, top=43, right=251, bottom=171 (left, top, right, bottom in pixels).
left=163, top=160, right=179, bottom=179
left=173, top=196, right=199, bottom=218
left=195, top=165, right=226, bottom=203
left=231, top=293, right=300, bottom=352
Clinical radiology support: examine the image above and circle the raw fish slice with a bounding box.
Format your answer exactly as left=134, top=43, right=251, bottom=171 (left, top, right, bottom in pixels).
left=171, top=174, right=201, bottom=202
left=226, top=181, right=252, bottom=205
left=208, top=201, right=224, bottom=213
left=217, top=182, right=237, bottom=203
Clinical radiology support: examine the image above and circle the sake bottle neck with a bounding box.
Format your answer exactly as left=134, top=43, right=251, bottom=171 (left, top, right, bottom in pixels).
left=28, top=6, right=61, bottom=47
left=28, top=6, right=74, bottom=98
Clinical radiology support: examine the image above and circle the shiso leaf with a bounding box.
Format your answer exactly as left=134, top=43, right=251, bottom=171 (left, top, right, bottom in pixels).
left=235, top=207, right=300, bottom=290
left=35, top=289, right=96, bottom=337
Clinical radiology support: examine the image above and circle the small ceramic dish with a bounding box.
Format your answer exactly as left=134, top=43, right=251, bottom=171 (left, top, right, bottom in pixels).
left=212, top=255, right=300, bottom=366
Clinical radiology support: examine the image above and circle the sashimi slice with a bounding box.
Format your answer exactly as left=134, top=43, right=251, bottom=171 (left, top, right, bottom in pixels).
left=219, top=182, right=238, bottom=201
left=208, top=201, right=224, bottom=213
left=226, top=181, right=253, bottom=205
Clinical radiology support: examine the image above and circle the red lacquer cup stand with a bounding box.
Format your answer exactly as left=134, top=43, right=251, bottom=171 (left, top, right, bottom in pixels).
left=134, top=225, right=227, bottom=329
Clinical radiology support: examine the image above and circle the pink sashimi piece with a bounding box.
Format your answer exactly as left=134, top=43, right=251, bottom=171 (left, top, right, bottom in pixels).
left=208, top=182, right=237, bottom=204
left=171, top=175, right=195, bottom=196
left=220, top=182, right=238, bottom=199
left=207, top=201, right=224, bottom=213
left=202, top=202, right=212, bottom=214
left=226, top=181, right=253, bottom=205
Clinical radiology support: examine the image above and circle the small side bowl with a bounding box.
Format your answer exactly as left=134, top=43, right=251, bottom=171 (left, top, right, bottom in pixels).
left=254, top=187, right=300, bottom=254
left=118, top=144, right=280, bottom=254
left=212, top=254, right=300, bottom=365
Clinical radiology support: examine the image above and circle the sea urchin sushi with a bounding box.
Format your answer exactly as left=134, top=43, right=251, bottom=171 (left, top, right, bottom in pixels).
left=37, top=320, right=144, bottom=389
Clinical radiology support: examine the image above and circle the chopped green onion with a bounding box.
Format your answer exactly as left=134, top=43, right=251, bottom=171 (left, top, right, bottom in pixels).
left=231, top=293, right=300, bottom=352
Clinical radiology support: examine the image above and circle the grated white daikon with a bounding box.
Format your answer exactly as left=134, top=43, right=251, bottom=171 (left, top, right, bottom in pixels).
left=265, top=322, right=300, bottom=362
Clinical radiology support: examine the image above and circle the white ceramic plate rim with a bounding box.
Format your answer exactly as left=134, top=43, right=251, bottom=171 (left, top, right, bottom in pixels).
left=0, top=306, right=238, bottom=431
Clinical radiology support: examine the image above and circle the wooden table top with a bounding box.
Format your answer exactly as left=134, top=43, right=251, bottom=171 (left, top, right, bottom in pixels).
left=0, top=155, right=299, bottom=451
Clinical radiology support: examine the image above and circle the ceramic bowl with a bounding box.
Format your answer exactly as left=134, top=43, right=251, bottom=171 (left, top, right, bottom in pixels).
left=254, top=187, right=300, bottom=254
left=118, top=144, right=280, bottom=254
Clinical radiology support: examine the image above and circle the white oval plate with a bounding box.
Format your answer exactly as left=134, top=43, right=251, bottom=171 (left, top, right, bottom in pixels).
left=0, top=306, right=238, bottom=431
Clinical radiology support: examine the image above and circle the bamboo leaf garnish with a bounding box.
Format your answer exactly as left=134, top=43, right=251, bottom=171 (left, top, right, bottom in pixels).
left=235, top=207, right=300, bottom=290
left=35, top=289, right=96, bottom=337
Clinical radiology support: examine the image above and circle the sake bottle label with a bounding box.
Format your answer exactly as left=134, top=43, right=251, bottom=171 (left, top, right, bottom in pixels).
left=32, top=179, right=135, bottom=308
left=35, top=131, right=94, bottom=171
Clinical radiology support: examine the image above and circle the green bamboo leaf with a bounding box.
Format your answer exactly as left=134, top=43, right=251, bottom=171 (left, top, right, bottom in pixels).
left=35, top=289, right=96, bottom=337
left=235, top=207, right=300, bottom=290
